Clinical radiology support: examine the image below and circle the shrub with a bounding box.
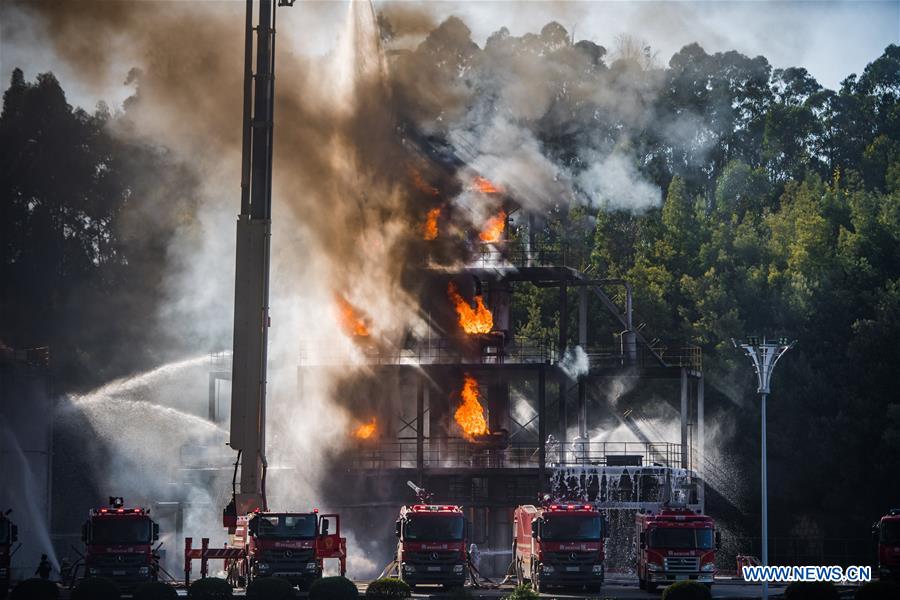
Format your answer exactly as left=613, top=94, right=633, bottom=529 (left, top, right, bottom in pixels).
left=246, top=577, right=295, bottom=600
left=784, top=581, right=840, bottom=600
left=10, top=578, right=59, bottom=600
left=71, top=577, right=121, bottom=600
left=309, top=576, right=359, bottom=600
left=856, top=580, right=900, bottom=600
left=188, top=577, right=232, bottom=599
left=134, top=581, right=179, bottom=600
left=503, top=584, right=539, bottom=600
left=662, top=580, right=712, bottom=600
left=365, top=577, right=411, bottom=599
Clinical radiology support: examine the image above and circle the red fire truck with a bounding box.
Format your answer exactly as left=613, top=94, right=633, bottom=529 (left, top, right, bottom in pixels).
left=1, top=511, right=18, bottom=598
left=81, top=498, right=159, bottom=590
left=513, top=503, right=606, bottom=592
left=395, top=491, right=468, bottom=590
left=873, top=509, right=900, bottom=581
left=636, top=507, right=719, bottom=591
left=232, top=510, right=345, bottom=589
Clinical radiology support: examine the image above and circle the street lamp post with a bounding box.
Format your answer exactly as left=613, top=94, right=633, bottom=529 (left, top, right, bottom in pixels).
left=732, top=336, right=796, bottom=600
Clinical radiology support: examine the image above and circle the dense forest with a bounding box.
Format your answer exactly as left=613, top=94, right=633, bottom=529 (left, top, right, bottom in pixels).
left=2, top=23, right=899, bottom=556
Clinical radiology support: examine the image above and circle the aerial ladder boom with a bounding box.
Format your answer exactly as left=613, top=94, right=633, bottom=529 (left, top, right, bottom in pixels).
left=227, top=0, right=293, bottom=522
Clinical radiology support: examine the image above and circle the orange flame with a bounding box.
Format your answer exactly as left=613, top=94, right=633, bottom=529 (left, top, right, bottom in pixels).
left=423, top=207, right=440, bottom=240
left=479, top=210, right=507, bottom=243
left=473, top=176, right=500, bottom=194
left=354, top=418, right=377, bottom=439
left=335, top=294, right=370, bottom=337
left=455, top=375, right=489, bottom=437
left=410, top=168, right=439, bottom=196
left=447, top=282, right=493, bottom=334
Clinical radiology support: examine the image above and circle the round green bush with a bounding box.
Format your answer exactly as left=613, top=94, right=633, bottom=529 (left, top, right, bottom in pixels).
left=309, top=576, right=359, bottom=600
left=784, top=581, right=839, bottom=600
left=856, top=580, right=900, bottom=600
left=134, top=580, right=179, bottom=600
left=10, top=578, right=59, bottom=600
left=246, top=577, right=295, bottom=600
left=662, top=580, right=712, bottom=600
left=72, top=577, right=120, bottom=600
left=503, top=584, right=539, bottom=600
left=366, top=577, right=411, bottom=599
left=188, top=577, right=232, bottom=599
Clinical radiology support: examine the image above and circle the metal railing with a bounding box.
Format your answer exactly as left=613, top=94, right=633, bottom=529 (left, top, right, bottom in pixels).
left=466, top=241, right=589, bottom=270
left=298, top=336, right=557, bottom=367
left=584, top=344, right=702, bottom=370
left=345, top=440, right=682, bottom=470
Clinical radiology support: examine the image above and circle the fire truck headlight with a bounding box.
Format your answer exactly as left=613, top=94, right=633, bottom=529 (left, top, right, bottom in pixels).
left=453, top=564, right=464, bottom=574
left=541, top=564, right=554, bottom=574
left=138, top=566, right=149, bottom=575
left=701, top=562, right=715, bottom=571
left=89, top=568, right=100, bottom=576
left=257, top=563, right=269, bottom=572
left=592, top=565, right=603, bottom=574
left=647, top=562, right=661, bottom=572
left=306, top=562, right=317, bottom=571
left=403, top=564, right=416, bottom=573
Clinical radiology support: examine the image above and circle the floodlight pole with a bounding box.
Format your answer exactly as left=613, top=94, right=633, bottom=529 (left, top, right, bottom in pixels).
left=732, top=337, right=796, bottom=600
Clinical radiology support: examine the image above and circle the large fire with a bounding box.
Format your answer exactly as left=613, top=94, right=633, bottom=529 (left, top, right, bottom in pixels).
left=479, top=210, right=507, bottom=243
left=455, top=375, right=489, bottom=437
left=353, top=418, right=377, bottom=440
left=472, top=176, right=500, bottom=194
left=447, top=282, right=493, bottom=334
left=334, top=294, right=370, bottom=337
left=423, top=207, right=440, bottom=240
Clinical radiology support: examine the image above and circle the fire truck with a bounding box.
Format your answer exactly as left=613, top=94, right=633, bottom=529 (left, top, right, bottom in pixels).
left=223, top=510, right=346, bottom=589
left=81, top=497, right=159, bottom=590
left=873, top=509, right=900, bottom=581
left=395, top=482, right=468, bottom=589
left=0, top=511, right=18, bottom=598
left=635, top=507, right=719, bottom=591
left=513, top=503, right=606, bottom=592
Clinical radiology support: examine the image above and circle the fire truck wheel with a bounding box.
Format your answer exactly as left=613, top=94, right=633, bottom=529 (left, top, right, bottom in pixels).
left=646, top=581, right=657, bottom=592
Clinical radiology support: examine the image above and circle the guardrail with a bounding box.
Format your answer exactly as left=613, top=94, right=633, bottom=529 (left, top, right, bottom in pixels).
left=345, top=440, right=683, bottom=470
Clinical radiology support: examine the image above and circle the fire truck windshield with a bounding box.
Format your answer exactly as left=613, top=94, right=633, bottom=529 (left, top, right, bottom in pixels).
left=881, top=520, right=900, bottom=544
left=649, top=527, right=714, bottom=550
left=91, top=518, right=151, bottom=544
left=404, top=514, right=465, bottom=542
left=254, top=515, right=317, bottom=539
left=541, top=515, right=602, bottom=541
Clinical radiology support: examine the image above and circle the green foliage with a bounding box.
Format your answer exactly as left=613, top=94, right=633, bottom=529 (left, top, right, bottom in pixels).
left=72, top=577, right=120, bottom=600
left=365, top=577, right=411, bottom=599
left=246, top=577, right=295, bottom=600
left=784, top=581, right=839, bottom=600
left=855, top=580, right=900, bottom=600
left=503, top=584, right=539, bottom=600
left=133, top=581, right=179, bottom=600
left=10, top=578, right=59, bottom=600
left=661, top=581, right=712, bottom=600
left=308, top=576, right=359, bottom=600
left=187, top=578, right=232, bottom=600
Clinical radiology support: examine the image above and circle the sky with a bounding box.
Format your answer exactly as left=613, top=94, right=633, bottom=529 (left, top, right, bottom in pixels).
left=1, top=0, right=898, bottom=111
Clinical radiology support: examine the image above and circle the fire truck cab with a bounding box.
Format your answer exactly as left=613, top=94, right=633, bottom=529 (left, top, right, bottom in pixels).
left=234, top=510, right=346, bottom=589
left=636, top=507, right=719, bottom=591
left=513, top=503, right=606, bottom=592
left=81, top=498, right=159, bottom=590
left=0, top=512, right=18, bottom=598
left=395, top=504, right=468, bottom=589
left=873, top=509, right=900, bottom=581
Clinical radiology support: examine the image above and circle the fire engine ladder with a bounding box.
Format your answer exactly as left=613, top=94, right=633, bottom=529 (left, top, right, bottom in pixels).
left=183, top=537, right=246, bottom=586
